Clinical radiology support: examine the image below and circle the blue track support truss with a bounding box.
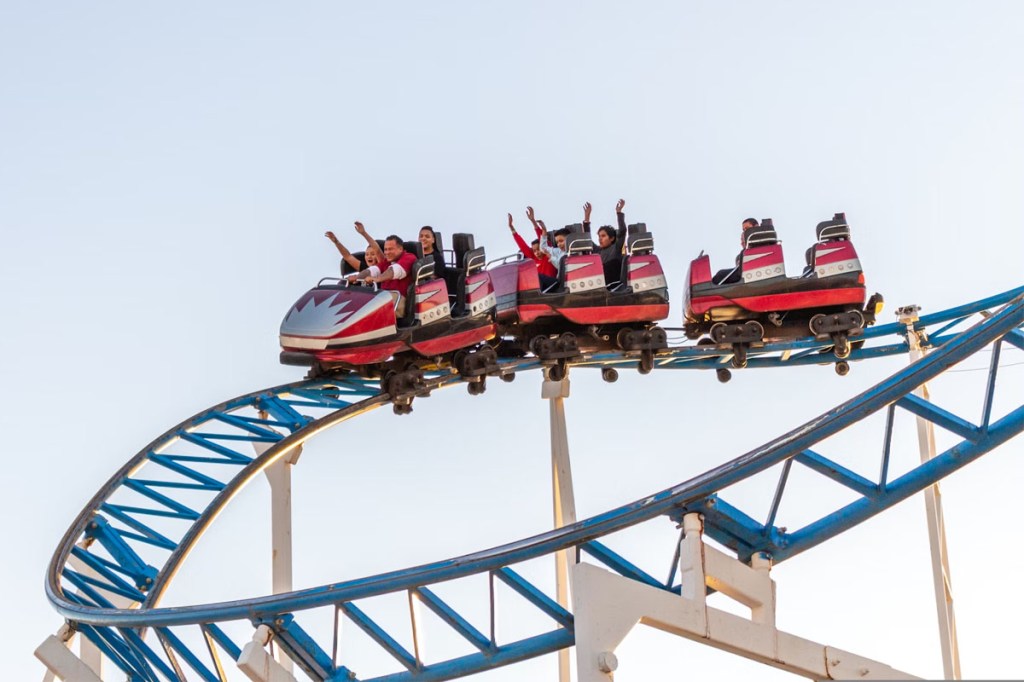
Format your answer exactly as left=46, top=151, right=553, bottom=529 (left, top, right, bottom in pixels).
left=43, top=288, right=1023, bottom=681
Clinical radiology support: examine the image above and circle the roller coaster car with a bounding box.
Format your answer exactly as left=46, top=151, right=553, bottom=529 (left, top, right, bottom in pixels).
left=683, top=214, right=883, bottom=369
left=278, top=233, right=498, bottom=377
left=488, top=223, right=671, bottom=373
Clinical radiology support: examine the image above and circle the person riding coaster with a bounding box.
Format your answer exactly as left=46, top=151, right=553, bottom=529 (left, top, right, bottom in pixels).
left=487, top=203, right=670, bottom=379
left=279, top=223, right=499, bottom=412
left=683, top=213, right=883, bottom=380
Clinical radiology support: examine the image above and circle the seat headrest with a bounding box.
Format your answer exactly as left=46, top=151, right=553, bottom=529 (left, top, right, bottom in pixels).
left=565, top=233, right=594, bottom=255
left=464, top=246, right=486, bottom=274
left=816, top=213, right=851, bottom=241
left=744, top=227, right=778, bottom=248
left=627, top=222, right=648, bottom=235
left=452, top=233, right=476, bottom=268
left=413, top=257, right=435, bottom=282
left=627, top=231, right=654, bottom=256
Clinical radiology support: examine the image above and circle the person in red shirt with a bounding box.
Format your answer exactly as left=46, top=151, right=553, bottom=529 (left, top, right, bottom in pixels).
left=347, top=222, right=418, bottom=316
left=508, top=213, right=557, bottom=284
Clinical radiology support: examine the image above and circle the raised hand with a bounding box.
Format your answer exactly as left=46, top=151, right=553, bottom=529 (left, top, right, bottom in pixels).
left=583, top=202, right=592, bottom=222
left=526, top=206, right=536, bottom=224
left=325, top=230, right=338, bottom=243
left=537, top=219, right=547, bottom=233
left=616, top=198, right=625, bottom=213
left=354, top=221, right=367, bottom=235
left=508, top=213, right=515, bottom=231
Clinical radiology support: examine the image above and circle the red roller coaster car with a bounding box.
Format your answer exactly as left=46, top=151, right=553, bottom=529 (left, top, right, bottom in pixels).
left=684, top=213, right=883, bottom=375
left=279, top=234, right=500, bottom=410
left=487, top=223, right=671, bottom=377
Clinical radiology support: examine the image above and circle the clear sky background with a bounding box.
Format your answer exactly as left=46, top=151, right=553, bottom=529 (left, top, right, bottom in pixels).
left=2, top=1, right=1022, bottom=680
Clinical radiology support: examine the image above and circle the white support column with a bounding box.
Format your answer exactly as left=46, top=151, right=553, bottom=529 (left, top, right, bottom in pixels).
left=572, top=513, right=919, bottom=681
left=899, top=305, right=961, bottom=680
left=543, top=375, right=576, bottom=682
left=237, top=625, right=300, bottom=682
left=38, top=546, right=139, bottom=680
left=255, top=434, right=303, bottom=675
left=35, top=627, right=103, bottom=682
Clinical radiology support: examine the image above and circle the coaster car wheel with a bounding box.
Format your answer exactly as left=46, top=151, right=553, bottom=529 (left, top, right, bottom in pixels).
left=601, top=367, right=619, bottom=383
left=835, top=360, right=850, bottom=376
left=716, top=368, right=732, bottom=383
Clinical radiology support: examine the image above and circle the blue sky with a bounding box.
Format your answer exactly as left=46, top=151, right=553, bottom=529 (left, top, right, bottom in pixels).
left=2, top=2, right=1022, bottom=679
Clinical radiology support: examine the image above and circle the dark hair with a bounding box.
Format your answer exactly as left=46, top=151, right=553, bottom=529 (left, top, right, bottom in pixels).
left=418, top=225, right=437, bottom=253
left=385, top=235, right=404, bottom=249
left=742, top=218, right=759, bottom=229
left=531, top=239, right=540, bottom=247
left=597, top=225, right=614, bottom=241
left=554, top=227, right=571, bottom=238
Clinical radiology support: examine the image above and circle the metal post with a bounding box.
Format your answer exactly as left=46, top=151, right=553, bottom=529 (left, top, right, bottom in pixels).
left=899, top=305, right=961, bottom=680
left=543, top=375, right=576, bottom=682
left=255, top=432, right=303, bottom=676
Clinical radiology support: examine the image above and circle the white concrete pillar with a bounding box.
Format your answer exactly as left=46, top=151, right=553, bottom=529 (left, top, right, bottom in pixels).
left=900, top=306, right=961, bottom=680
left=544, top=376, right=576, bottom=682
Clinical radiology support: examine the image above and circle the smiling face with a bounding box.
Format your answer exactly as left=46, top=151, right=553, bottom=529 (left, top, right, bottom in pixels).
left=418, top=228, right=435, bottom=253
left=365, top=250, right=378, bottom=266
left=555, top=234, right=567, bottom=250
left=383, top=238, right=403, bottom=262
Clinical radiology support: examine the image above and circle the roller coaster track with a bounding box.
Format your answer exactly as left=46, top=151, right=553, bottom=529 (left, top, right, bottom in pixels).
left=44, top=287, right=1024, bottom=681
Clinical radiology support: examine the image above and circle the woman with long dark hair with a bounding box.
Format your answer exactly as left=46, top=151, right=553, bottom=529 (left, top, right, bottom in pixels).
left=418, top=225, right=447, bottom=278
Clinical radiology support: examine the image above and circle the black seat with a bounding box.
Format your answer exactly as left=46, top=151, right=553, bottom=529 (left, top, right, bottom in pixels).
left=743, top=219, right=778, bottom=248
left=448, top=233, right=478, bottom=316
left=626, top=231, right=654, bottom=256
left=565, top=232, right=594, bottom=256
left=815, top=212, right=851, bottom=242
left=627, top=222, right=648, bottom=235
left=804, top=213, right=851, bottom=276
left=611, top=231, right=657, bottom=291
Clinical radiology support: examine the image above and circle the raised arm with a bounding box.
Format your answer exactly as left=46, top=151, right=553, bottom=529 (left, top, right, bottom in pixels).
left=354, top=221, right=385, bottom=263
left=615, top=198, right=627, bottom=250
left=509, top=213, right=537, bottom=261
left=526, top=205, right=544, bottom=238
left=583, top=201, right=592, bottom=233
left=326, top=230, right=362, bottom=271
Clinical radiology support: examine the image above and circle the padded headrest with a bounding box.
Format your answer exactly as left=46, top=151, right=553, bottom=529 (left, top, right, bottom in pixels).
left=413, top=256, right=435, bottom=282
left=627, top=231, right=654, bottom=256
left=565, top=233, right=594, bottom=255
left=403, top=241, right=418, bottom=257
left=627, top=222, right=648, bottom=235
left=564, top=222, right=585, bottom=233
left=463, top=246, right=487, bottom=274
left=744, top=227, right=778, bottom=248
left=452, top=233, right=476, bottom=268
left=816, top=213, right=850, bottom=241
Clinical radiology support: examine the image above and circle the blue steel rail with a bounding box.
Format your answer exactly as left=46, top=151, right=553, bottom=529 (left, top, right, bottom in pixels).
left=45, top=288, right=1023, bottom=681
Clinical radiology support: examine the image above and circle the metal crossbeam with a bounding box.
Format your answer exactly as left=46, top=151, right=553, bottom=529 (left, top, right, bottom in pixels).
left=40, top=289, right=1023, bottom=682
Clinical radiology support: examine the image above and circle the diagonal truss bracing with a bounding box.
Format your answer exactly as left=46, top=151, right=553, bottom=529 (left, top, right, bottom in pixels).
left=44, top=288, right=1023, bottom=681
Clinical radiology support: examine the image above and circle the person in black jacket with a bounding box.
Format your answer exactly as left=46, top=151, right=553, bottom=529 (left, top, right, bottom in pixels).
left=714, top=218, right=759, bottom=285
left=582, top=199, right=628, bottom=286
left=417, top=225, right=447, bottom=279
